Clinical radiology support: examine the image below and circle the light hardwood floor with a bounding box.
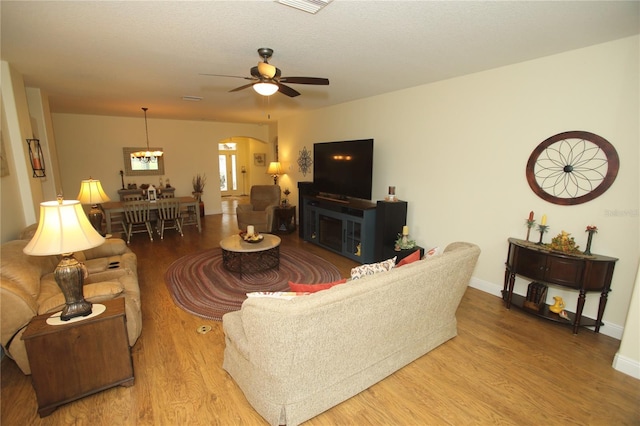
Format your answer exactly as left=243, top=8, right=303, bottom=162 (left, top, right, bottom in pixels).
left=2, top=198, right=639, bottom=425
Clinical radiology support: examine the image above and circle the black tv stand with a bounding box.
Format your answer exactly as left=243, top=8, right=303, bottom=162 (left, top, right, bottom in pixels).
left=316, top=194, right=350, bottom=204
left=301, top=195, right=377, bottom=263
left=297, top=183, right=412, bottom=264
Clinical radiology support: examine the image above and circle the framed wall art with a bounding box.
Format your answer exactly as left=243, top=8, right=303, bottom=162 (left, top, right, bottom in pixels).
left=254, top=153, right=266, bottom=166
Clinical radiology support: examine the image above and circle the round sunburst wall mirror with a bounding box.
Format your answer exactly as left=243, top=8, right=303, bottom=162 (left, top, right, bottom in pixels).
left=526, top=130, right=619, bottom=205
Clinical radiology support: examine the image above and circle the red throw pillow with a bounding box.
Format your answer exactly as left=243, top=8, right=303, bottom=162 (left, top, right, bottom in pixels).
left=288, top=278, right=348, bottom=293
left=396, top=249, right=422, bottom=267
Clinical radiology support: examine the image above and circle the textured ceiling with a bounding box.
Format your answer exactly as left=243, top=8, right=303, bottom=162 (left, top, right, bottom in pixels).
left=2, top=1, right=638, bottom=124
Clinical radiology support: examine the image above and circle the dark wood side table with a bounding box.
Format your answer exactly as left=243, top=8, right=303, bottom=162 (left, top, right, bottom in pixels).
left=503, top=238, right=617, bottom=334
left=273, top=205, right=296, bottom=234
left=22, top=297, right=134, bottom=417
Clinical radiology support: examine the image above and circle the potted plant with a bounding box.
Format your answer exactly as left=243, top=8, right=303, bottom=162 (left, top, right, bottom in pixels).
left=192, top=173, right=207, bottom=217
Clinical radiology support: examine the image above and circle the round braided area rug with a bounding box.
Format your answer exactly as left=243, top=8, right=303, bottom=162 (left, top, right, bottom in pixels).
left=164, top=246, right=342, bottom=321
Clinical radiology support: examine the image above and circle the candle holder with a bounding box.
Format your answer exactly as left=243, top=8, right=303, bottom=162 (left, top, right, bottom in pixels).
left=537, top=225, right=549, bottom=245
left=584, top=225, right=598, bottom=255
left=525, top=219, right=536, bottom=241
left=395, top=232, right=416, bottom=251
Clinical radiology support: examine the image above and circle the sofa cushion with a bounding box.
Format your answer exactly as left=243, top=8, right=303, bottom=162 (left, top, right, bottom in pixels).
left=396, top=250, right=422, bottom=267
left=38, top=281, right=125, bottom=315
left=288, top=278, right=348, bottom=293
left=350, top=257, right=396, bottom=280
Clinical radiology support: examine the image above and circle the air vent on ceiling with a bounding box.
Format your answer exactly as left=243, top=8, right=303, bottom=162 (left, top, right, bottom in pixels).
left=276, top=0, right=332, bottom=14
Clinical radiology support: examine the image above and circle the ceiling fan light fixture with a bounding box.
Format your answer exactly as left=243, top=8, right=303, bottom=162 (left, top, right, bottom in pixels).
left=276, top=0, right=332, bottom=14
left=253, top=82, right=279, bottom=96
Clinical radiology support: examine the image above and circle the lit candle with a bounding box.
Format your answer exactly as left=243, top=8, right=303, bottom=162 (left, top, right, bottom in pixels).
left=32, top=157, right=42, bottom=170
left=541, top=215, right=547, bottom=226
left=247, top=225, right=255, bottom=236
left=528, top=211, right=534, bottom=221
left=402, top=226, right=409, bottom=236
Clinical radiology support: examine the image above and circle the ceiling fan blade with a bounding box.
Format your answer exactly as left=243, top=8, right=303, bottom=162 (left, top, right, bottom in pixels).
left=229, top=82, right=256, bottom=92
left=280, top=77, right=329, bottom=85
left=276, top=83, right=301, bottom=97
left=200, top=73, right=252, bottom=80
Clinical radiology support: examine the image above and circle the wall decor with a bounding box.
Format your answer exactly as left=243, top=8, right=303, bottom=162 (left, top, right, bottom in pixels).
left=26, top=138, right=46, bottom=177
left=526, top=131, right=619, bottom=205
left=254, top=153, right=266, bottom=166
left=297, top=146, right=312, bottom=176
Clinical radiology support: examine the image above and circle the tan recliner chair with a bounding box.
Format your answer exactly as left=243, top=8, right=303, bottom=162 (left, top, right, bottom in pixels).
left=237, top=185, right=281, bottom=233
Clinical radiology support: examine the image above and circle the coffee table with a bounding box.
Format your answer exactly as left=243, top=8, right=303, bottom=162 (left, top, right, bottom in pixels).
left=220, top=234, right=281, bottom=277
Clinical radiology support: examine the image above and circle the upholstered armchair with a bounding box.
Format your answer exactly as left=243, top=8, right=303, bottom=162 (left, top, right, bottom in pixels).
left=237, top=185, right=281, bottom=233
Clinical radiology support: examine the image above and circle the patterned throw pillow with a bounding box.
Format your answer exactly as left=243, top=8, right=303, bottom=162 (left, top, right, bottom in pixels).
left=350, top=257, right=396, bottom=280
left=288, top=279, right=348, bottom=293
left=246, top=292, right=308, bottom=300
left=425, top=246, right=442, bottom=258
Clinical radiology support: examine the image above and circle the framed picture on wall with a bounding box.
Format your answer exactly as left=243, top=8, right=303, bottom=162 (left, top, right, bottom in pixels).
left=254, top=153, right=266, bottom=166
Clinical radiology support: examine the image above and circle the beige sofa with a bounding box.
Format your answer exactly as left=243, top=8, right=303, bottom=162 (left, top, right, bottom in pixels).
left=222, top=241, right=481, bottom=426
left=1, top=236, right=142, bottom=375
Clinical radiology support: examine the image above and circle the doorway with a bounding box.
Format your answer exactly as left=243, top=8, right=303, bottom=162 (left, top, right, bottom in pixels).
left=219, top=142, right=240, bottom=196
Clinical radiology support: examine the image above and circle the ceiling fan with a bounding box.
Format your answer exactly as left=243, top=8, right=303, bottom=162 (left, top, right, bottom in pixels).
left=201, top=48, right=329, bottom=97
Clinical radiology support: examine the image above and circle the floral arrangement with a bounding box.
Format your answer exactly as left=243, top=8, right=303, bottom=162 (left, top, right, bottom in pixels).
left=546, top=230, right=581, bottom=254
left=395, top=233, right=416, bottom=250
left=192, top=173, right=207, bottom=193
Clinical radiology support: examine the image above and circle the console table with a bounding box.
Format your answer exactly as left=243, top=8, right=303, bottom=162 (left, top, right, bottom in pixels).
left=503, top=238, right=617, bottom=334
left=117, top=187, right=174, bottom=201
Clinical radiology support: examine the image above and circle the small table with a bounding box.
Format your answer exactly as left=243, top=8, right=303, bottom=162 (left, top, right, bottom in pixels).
left=220, top=234, right=281, bottom=277
left=22, top=298, right=134, bottom=417
left=273, top=205, right=296, bottom=234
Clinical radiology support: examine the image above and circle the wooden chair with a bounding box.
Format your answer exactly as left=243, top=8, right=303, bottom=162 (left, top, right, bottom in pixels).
left=157, top=198, right=183, bottom=239
left=181, top=200, right=199, bottom=229
left=123, top=200, right=154, bottom=243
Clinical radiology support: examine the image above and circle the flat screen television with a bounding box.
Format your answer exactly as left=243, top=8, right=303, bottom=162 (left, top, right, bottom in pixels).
left=313, top=139, right=374, bottom=200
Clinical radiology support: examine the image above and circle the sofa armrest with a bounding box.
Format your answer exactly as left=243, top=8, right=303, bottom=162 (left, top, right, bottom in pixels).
left=237, top=204, right=254, bottom=213
left=1, top=280, right=38, bottom=350
left=265, top=204, right=280, bottom=230
left=223, top=311, right=251, bottom=358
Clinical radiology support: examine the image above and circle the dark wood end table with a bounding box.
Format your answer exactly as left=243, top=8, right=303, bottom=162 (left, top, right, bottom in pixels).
left=22, top=297, right=134, bottom=417
left=273, top=205, right=296, bottom=234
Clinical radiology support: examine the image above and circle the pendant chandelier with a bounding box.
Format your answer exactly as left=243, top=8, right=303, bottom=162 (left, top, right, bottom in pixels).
left=130, top=107, right=163, bottom=163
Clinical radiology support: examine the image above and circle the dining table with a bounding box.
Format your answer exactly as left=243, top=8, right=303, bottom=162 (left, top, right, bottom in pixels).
left=101, top=196, right=202, bottom=234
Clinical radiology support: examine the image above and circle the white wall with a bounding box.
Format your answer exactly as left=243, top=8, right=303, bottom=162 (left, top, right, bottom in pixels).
left=51, top=114, right=269, bottom=215
left=279, top=36, right=639, bottom=339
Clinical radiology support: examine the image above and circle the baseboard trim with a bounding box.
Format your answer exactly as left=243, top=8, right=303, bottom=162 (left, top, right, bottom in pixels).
left=467, top=277, right=623, bottom=340
left=613, top=353, right=640, bottom=379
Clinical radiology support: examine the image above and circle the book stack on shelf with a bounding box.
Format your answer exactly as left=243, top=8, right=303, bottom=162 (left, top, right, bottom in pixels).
left=523, top=282, right=548, bottom=312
